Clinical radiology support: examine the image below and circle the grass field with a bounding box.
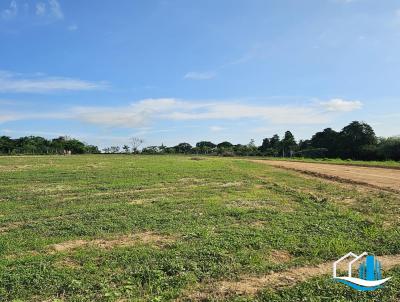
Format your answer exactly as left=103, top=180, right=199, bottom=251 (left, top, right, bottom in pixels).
left=0, top=155, right=399, bottom=301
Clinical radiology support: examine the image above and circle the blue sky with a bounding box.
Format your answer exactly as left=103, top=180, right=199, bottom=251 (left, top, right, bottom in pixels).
left=1, top=0, right=400, bottom=149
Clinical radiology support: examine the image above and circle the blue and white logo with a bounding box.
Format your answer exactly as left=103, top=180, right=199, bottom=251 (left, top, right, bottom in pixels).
left=333, top=252, right=391, bottom=291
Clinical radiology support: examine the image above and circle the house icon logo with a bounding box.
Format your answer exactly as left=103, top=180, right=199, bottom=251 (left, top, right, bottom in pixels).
left=333, top=252, right=391, bottom=291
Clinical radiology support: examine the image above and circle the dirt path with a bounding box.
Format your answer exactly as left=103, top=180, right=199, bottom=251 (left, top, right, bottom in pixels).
left=251, top=160, right=400, bottom=193
left=185, top=254, right=400, bottom=299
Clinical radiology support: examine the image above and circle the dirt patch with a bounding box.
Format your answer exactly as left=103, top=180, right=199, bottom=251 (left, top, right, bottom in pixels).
left=268, top=250, right=293, bottom=264
left=54, top=258, right=81, bottom=269
left=0, top=221, right=25, bottom=233
left=185, top=254, right=400, bottom=299
left=128, top=199, right=155, bottom=205
left=339, top=197, right=358, bottom=206
left=220, top=182, right=243, bottom=188
left=190, top=157, right=205, bottom=161
left=226, top=199, right=294, bottom=212
left=47, top=232, right=175, bottom=253
left=24, top=184, right=77, bottom=195
left=249, top=221, right=265, bottom=228
left=0, top=164, right=33, bottom=172
left=226, top=200, right=271, bottom=209
left=250, top=160, right=400, bottom=193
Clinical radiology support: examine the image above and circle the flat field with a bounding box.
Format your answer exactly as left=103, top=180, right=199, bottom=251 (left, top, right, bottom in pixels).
left=263, top=157, right=400, bottom=169
left=251, top=159, right=400, bottom=193
left=0, top=155, right=399, bottom=301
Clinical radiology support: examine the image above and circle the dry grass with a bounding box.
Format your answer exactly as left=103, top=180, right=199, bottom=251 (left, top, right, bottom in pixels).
left=185, top=254, right=400, bottom=300
left=47, top=232, right=176, bottom=253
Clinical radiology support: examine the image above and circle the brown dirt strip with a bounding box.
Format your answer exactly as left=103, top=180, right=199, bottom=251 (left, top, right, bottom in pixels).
left=257, top=159, right=400, bottom=170
left=184, top=254, right=400, bottom=300
left=250, top=160, right=400, bottom=193
left=47, top=232, right=175, bottom=253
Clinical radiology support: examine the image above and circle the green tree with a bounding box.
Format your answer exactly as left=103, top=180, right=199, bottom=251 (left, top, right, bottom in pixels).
left=0, top=136, right=14, bottom=154
left=310, top=128, right=340, bottom=157
left=217, top=141, right=233, bottom=149
left=281, top=131, right=296, bottom=157
left=174, top=143, right=192, bottom=154
left=340, top=121, right=377, bottom=159
left=270, top=134, right=280, bottom=149
left=85, top=145, right=100, bottom=154
left=260, top=137, right=271, bottom=152
left=196, top=141, right=216, bottom=154
left=142, top=146, right=159, bottom=154
left=377, top=137, right=400, bottom=161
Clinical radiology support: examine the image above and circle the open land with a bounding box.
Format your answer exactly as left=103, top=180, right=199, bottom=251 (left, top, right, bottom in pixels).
left=0, top=155, right=399, bottom=301
left=251, top=159, right=400, bottom=193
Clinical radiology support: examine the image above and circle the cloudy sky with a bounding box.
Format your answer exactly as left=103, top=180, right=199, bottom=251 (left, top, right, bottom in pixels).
left=1, top=0, right=399, bottom=148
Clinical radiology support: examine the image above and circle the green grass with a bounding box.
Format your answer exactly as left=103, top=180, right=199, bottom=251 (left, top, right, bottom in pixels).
left=261, top=157, right=400, bottom=169
left=0, top=155, right=399, bottom=301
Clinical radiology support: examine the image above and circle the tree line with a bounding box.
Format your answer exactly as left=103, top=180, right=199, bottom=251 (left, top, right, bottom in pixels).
left=138, top=121, right=400, bottom=161
left=0, top=136, right=99, bottom=155
left=1, top=121, right=399, bottom=161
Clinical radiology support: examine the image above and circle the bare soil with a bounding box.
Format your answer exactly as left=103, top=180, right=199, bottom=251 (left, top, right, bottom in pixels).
left=186, top=254, right=400, bottom=299
left=47, top=232, right=175, bottom=253
left=251, top=160, right=400, bottom=193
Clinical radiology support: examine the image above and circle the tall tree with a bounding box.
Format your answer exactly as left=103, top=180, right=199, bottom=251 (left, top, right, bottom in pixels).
left=340, top=121, right=377, bottom=159
left=174, top=143, right=192, bottom=154
left=270, top=134, right=280, bottom=149
left=260, top=138, right=271, bottom=152
left=310, top=128, right=340, bottom=157
left=0, top=136, right=14, bottom=154
left=281, top=131, right=296, bottom=157
left=196, top=141, right=216, bottom=154
left=217, top=141, right=233, bottom=149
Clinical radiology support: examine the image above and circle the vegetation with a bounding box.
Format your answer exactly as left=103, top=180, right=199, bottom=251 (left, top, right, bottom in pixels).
left=0, top=136, right=99, bottom=155
left=139, top=121, right=400, bottom=161
left=1, top=122, right=399, bottom=162
left=0, top=155, right=399, bottom=301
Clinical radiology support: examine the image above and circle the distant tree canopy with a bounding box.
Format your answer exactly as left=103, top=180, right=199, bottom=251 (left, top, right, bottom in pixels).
left=310, top=128, right=340, bottom=157
left=2, top=121, right=399, bottom=161
left=140, top=121, right=399, bottom=161
left=0, top=136, right=99, bottom=155
left=174, top=143, right=192, bottom=154
left=217, top=141, right=233, bottom=149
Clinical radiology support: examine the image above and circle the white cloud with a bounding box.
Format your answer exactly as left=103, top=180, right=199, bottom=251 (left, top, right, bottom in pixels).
left=67, top=24, right=78, bottom=31
left=0, top=71, right=107, bottom=93
left=171, top=104, right=328, bottom=124
left=1, top=0, right=18, bottom=20
left=2, top=0, right=63, bottom=21
left=209, top=126, right=225, bottom=132
left=71, top=98, right=334, bottom=128
left=0, top=114, right=18, bottom=123
left=0, top=97, right=364, bottom=128
left=35, top=2, right=46, bottom=16
left=73, top=98, right=191, bottom=128
left=319, top=98, right=363, bottom=112
left=34, top=0, right=63, bottom=20
left=184, top=71, right=216, bottom=80
left=48, top=0, right=63, bottom=19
